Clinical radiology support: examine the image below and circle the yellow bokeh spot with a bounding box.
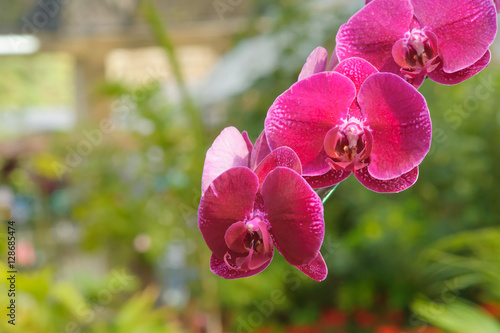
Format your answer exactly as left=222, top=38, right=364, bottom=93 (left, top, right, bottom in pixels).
left=31, top=153, right=63, bottom=180
left=365, top=220, right=382, bottom=240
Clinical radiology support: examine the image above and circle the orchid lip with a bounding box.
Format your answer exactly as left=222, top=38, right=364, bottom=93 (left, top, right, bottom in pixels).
left=323, top=119, right=372, bottom=171
left=223, top=216, right=273, bottom=271
left=392, top=28, right=440, bottom=77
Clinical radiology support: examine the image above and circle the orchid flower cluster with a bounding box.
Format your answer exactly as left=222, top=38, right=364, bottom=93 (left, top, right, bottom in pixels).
left=198, top=0, right=498, bottom=282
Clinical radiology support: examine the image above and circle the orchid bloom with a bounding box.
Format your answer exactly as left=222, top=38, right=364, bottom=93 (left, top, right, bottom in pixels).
left=336, top=0, right=497, bottom=87
left=265, top=54, right=431, bottom=192
left=199, top=127, right=327, bottom=281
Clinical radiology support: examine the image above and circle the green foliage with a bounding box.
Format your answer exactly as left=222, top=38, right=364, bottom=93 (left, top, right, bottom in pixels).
left=0, top=263, right=171, bottom=333
left=89, top=287, right=180, bottom=333
left=418, top=227, right=500, bottom=296
left=0, top=53, right=74, bottom=108
left=413, top=297, right=500, bottom=333
left=410, top=227, right=500, bottom=331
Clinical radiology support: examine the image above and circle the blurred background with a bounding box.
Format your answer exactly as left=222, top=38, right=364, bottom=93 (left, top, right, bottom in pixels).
left=0, top=0, right=499, bottom=332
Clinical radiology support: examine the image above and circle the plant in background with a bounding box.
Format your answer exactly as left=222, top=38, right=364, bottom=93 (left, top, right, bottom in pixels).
left=412, top=227, right=500, bottom=332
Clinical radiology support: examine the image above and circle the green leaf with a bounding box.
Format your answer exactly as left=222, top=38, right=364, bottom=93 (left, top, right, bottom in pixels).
left=412, top=296, right=500, bottom=333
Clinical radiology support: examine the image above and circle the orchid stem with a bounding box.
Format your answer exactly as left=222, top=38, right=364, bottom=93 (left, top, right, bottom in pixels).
left=321, top=183, right=340, bottom=204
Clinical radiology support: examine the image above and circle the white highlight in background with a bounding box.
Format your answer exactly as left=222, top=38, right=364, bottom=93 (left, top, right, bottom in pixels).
left=0, top=35, right=40, bottom=55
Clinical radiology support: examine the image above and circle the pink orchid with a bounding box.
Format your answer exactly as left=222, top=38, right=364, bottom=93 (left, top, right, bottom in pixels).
left=265, top=56, right=431, bottom=192
left=199, top=127, right=327, bottom=281
left=298, top=46, right=338, bottom=80
left=336, top=0, right=497, bottom=87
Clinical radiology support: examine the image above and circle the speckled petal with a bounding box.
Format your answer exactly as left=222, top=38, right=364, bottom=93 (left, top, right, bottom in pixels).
left=254, top=147, right=302, bottom=186
left=303, top=169, right=351, bottom=189
left=296, top=252, right=328, bottom=281
left=198, top=167, right=258, bottom=259
left=210, top=253, right=272, bottom=279
left=301, top=150, right=331, bottom=176
left=265, top=72, right=356, bottom=173
left=334, top=57, right=379, bottom=94
left=413, top=0, right=497, bottom=72
left=354, top=166, right=419, bottom=193
left=201, top=127, right=250, bottom=194
left=428, top=51, right=491, bottom=85
left=261, top=167, right=324, bottom=266
left=358, top=73, right=431, bottom=180
left=406, top=74, right=427, bottom=89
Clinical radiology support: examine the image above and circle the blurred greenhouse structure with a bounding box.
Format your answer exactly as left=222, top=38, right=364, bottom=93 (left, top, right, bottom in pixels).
left=0, top=0, right=500, bottom=332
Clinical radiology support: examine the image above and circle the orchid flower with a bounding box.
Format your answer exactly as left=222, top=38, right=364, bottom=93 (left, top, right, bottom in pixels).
left=199, top=127, right=327, bottom=281
left=336, top=0, right=497, bottom=87
left=265, top=55, right=432, bottom=192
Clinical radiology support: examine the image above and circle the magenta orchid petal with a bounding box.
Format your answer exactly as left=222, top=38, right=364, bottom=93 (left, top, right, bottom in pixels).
left=323, top=126, right=342, bottom=159
left=354, top=166, right=419, bottom=193
left=412, top=0, right=497, bottom=73
left=328, top=48, right=339, bottom=71
left=379, top=56, right=414, bottom=85
left=428, top=51, right=491, bottom=85
left=495, top=0, right=500, bottom=13
left=254, top=147, right=302, bottom=186
left=256, top=219, right=272, bottom=253
left=201, top=127, right=250, bottom=194
left=334, top=57, right=379, bottom=94
left=358, top=73, right=431, bottom=180
left=303, top=169, right=351, bottom=189
left=210, top=253, right=272, bottom=279
left=298, top=47, right=329, bottom=80
left=249, top=130, right=271, bottom=171
left=296, top=252, right=328, bottom=282
left=224, top=221, right=249, bottom=253
left=406, top=74, right=427, bottom=88
left=265, top=72, right=356, bottom=171
left=346, top=98, right=364, bottom=120
left=400, top=55, right=440, bottom=79
left=198, top=167, right=258, bottom=259
left=336, top=0, right=414, bottom=72
left=222, top=216, right=273, bottom=273
left=261, top=167, right=324, bottom=266
left=234, top=247, right=272, bottom=271
left=241, top=131, right=254, bottom=157
left=392, top=39, right=408, bottom=69
left=301, top=151, right=332, bottom=176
